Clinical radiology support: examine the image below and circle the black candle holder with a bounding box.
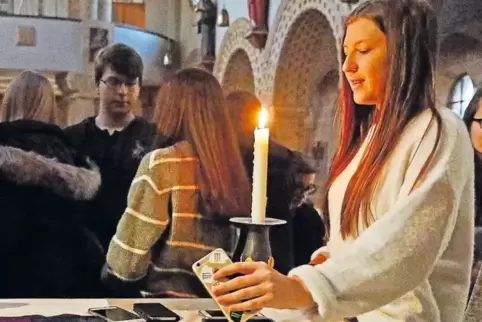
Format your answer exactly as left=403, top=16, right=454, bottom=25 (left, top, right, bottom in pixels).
left=230, top=217, right=286, bottom=267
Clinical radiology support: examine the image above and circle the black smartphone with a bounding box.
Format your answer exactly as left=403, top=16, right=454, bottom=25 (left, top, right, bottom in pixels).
left=198, top=310, right=273, bottom=322
left=88, top=306, right=145, bottom=322
left=133, top=303, right=181, bottom=322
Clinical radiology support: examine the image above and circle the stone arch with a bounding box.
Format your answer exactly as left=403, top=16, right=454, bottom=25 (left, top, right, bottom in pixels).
left=221, top=49, right=255, bottom=95
left=260, top=0, right=353, bottom=104
left=214, top=18, right=262, bottom=96
left=266, top=4, right=341, bottom=150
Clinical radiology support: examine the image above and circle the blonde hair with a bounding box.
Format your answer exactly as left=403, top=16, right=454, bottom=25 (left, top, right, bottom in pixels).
left=1, top=70, right=56, bottom=123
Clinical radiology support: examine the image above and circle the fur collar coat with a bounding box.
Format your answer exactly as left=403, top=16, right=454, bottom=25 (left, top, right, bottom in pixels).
left=0, top=120, right=104, bottom=298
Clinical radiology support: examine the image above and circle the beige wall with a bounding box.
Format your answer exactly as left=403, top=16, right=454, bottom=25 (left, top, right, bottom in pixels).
left=144, top=0, right=198, bottom=65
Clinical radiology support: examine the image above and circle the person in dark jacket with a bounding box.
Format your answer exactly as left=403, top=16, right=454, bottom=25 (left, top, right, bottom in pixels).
left=64, top=44, right=165, bottom=251
left=226, top=91, right=320, bottom=274
left=462, top=84, right=482, bottom=291
left=0, top=70, right=103, bottom=298
left=291, top=162, right=325, bottom=266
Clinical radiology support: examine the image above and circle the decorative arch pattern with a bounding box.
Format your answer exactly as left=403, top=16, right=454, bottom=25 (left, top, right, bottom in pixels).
left=262, top=0, right=346, bottom=149
left=221, top=49, right=255, bottom=95
left=260, top=0, right=352, bottom=103
left=214, top=18, right=262, bottom=96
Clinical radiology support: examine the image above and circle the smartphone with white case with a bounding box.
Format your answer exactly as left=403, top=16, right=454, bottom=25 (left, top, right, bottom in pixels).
left=192, top=248, right=259, bottom=322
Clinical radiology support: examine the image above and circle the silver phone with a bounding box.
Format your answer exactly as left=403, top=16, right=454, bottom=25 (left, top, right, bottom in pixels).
left=88, top=306, right=145, bottom=322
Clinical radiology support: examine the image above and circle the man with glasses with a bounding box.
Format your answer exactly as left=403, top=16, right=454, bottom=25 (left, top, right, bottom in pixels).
left=65, top=43, right=166, bottom=254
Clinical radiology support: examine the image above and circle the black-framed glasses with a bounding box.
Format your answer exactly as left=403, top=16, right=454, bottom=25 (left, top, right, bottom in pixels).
left=473, top=118, right=482, bottom=128
left=100, top=77, right=138, bottom=89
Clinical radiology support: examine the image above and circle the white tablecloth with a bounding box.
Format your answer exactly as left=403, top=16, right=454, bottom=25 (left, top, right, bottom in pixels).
left=0, top=299, right=312, bottom=321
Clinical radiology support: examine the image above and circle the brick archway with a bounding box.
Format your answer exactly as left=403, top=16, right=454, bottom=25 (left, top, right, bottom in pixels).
left=262, top=0, right=347, bottom=150
left=260, top=0, right=352, bottom=102
left=214, top=18, right=262, bottom=97
left=221, top=49, right=255, bottom=95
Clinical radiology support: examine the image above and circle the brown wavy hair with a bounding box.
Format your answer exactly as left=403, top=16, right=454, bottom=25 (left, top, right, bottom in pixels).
left=323, top=0, right=442, bottom=239
left=1, top=70, right=56, bottom=123
left=153, top=68, right=251, bottom=216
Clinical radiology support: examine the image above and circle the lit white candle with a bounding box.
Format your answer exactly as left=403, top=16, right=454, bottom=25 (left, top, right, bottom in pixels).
left=251, top=107, right=269, bottom=223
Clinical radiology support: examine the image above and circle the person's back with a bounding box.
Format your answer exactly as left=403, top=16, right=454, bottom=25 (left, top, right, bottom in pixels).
left=102, top=68, right=252, bottom=298
left=103, top=141, right=239, bottom=297
left=0, top=119, right=103, bottom=297
left=0, top=70, right=104, bottom=297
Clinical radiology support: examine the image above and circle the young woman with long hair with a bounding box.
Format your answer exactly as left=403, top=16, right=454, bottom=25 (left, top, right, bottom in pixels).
left=102, top=68, right=252, bottom=298
left=212, top=1, right=474, bottom=321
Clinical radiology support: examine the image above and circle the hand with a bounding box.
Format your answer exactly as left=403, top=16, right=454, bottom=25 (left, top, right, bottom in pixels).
left=211, top=261, right=314, bottom=312
left=310, top=246, right=330, bottom=265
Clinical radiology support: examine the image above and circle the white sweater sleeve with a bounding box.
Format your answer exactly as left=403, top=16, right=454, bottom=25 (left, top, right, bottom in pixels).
left=289, top=119, right=474, bottom=320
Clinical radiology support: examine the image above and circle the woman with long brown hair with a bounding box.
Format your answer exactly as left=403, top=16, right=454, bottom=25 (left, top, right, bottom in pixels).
left=212, top=1, right=474, bottom=321
left=102, top=68, right=252, bottom=298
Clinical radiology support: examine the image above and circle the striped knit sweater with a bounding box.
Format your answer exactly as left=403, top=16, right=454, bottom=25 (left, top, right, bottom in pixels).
left=103, top=141, right=239, bottom=298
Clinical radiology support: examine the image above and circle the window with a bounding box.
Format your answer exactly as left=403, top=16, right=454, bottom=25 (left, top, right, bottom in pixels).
left=449, top=74, right=475, bottom=117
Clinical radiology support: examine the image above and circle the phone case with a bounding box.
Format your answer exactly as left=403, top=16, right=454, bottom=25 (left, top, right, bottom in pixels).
left=132, top=303, right=180, bottom=321
left=88, top=306, right=145, bottom=322
left=192, top=248, right=258, bottom=322
left=198, top=310, right=274, bottom=322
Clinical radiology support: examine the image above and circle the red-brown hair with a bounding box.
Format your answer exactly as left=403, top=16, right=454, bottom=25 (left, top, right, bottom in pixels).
left=323, top=0, right=442, bottom=239
left=153, top=68, right=251, bottom=217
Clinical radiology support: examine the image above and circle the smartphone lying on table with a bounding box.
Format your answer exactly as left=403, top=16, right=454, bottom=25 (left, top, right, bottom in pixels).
left=88, top=306, right=145, bottom=322
left=133, top=303, right=181, bottom=322
left=198, top=310, right=273, bottom=322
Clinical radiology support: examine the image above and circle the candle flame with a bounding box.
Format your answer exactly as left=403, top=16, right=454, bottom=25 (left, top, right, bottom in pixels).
left=258, top=107, right=268, bottom=129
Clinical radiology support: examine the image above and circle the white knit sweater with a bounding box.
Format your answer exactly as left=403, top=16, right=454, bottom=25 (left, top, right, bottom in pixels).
left=289, top=108, right=474, bottom=322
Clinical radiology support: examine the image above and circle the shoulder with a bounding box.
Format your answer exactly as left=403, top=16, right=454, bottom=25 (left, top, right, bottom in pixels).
left=139, top=141, right=198, bottom=172
left=131, top=117, right=157, bottom=135
left=399, top=107, right=473, bottom=181
left=64, top=117, right=93, bottom=132
left=400, top=108, right=470, bottom=152
left=0, top=121, right=77, bottom=162
left=63, top=117, right=94, bottom=145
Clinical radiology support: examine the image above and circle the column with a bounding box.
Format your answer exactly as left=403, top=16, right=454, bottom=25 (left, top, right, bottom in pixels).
left=98, top=0, right=112, bottom=22
left=67, top=0, right=93, bottom=20
left=90, top=0, right=99, bottom=20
